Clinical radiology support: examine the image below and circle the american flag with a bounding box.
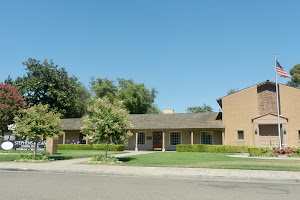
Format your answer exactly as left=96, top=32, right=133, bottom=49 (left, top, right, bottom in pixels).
left=276, top=61, right=291, bottom=78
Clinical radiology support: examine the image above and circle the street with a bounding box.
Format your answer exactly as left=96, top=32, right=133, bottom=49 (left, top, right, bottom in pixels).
left=0, top=171, right=299, bottom=200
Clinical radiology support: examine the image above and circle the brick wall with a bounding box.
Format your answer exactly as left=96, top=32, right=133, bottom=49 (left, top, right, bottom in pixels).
left=279, top=84, right=300, bottom=146
left=257, top=83, right=277, bottom=115
left=221, top=85, right=259, bottom=146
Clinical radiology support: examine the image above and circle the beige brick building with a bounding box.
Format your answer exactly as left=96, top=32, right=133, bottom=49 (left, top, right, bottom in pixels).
left=217, top=80, right=300, bottom=147
left=59, top=80, right=300, bottom=150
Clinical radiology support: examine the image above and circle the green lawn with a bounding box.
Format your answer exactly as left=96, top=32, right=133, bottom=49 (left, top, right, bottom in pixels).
left=49, top=150, right=124, bottom=160
left=0, top=155, right=19, bottom=162
left=0, top=150, right=124, bottom=162
left=119, top=152, right=300, bottom=171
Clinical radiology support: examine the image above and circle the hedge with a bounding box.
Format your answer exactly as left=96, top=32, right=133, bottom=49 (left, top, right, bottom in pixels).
left=248, top=147, right=262, bottom=156
left=57, top=144, right=125, bottom=151
left=176, top=144, right=252, bottom=153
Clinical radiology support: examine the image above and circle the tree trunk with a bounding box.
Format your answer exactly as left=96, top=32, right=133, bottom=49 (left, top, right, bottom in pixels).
left=34, top=140, right=38, bottom=158
left=105, top=141, right=108, bottom=157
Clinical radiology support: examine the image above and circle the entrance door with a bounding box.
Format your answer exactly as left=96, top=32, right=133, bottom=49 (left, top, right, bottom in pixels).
left=153, top=132, right=162, bottom=149
left=259, top=125, right=279, bottom=147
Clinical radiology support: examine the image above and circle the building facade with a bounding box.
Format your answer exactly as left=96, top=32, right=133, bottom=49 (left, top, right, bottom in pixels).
left=58, top=80, right=300, bottom=150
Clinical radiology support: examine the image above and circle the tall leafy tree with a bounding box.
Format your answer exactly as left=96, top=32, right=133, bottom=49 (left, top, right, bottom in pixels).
left=14, top=104, right=63, bottom=156
left=0, top=84, right=26, bottom=136
left=186, top=104, right=213, bottom=113
left=287, top=64, right=300, bottom=87
left=90, top=77, right=118, bottom=101
left=81, top=97, right=132, bottom=157
left=15, top=58, right=90, bottom=118
left=90, top=77, right=159, bottom=114
left=116, top=78, right=157, bottom=114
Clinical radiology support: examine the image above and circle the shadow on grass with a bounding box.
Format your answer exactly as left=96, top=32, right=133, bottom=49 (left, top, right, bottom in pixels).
left=118, top=157, right=135, bottom=162
left=48, top=155, right=73, bottom=160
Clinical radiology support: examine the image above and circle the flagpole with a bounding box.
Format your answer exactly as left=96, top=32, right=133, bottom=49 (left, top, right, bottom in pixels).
left=274, top=52, right=282, bottom=149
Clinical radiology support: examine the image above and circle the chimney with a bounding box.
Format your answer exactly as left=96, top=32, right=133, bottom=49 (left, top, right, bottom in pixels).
left=163, top=109, right=174, bottom=114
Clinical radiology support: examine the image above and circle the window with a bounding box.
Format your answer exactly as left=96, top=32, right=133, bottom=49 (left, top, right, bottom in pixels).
left=170, top=132, right=181, bottom=146
left=238, top=131, right=244, bottom=140
left=201, top=132, right=213, bottom=145
left=79, top=133, right=85, bottom=144
left=137, top=132, right=146, bottom=145
left=298, top=130, right=300, bottom=140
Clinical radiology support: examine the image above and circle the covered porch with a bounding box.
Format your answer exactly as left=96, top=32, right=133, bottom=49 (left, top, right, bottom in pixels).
left=252, top=114, right=288, bottom=147
left=127, top=128, right=225, bottom=151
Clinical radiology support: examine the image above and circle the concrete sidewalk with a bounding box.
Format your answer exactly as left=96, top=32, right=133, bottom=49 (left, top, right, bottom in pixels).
left=0, top=151, right=299, bottom=184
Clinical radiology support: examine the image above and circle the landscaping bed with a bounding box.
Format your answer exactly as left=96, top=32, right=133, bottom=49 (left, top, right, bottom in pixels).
left=0, top=150, right=125, bottom=162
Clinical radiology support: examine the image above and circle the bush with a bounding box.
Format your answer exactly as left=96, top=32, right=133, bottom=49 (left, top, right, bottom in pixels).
left=57, top=144, right=94, bottom=150
left=14, top=152, right=51, bottom=162
left=92, top=144, right=125, bottom=151
left=177, top=144, right=251, bottom=153
left=248, top=147, right=262, bottom=156
left=57, top=144, right=125, bottom=151
left=90, top=155, right=120, bottom=164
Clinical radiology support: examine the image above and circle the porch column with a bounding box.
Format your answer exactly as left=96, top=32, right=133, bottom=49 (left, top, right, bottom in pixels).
left=162, top=131, right=165, bottom=152
left=135, top=132, right=138, bottom=152
left=63, top=132, right=66, bottom=145
left=222, top=130, right=225, bottom=145
left=190, top=131, right=194, bottom=145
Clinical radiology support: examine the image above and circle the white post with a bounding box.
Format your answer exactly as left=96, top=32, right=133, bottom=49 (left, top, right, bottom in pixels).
left=222, top=130, right=225, bottom=145
left=162, top=131, right=165, bottom=152
left=135, top=132, right=138, bottom=152
left=63, top=132, right=66, bottom=145
left=190, top=131, right=194, bottom=145
left=275, top=52, right=282, bottom=148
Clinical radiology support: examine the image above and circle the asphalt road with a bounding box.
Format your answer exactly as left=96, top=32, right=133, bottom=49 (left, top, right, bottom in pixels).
left=0, top=171, right=299, bottom=200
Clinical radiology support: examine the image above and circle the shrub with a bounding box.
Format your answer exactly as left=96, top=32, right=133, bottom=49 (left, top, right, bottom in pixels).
left=92, top=144, right=125, bottom=151
left=57, top=144, right=125, bottom=151
left=269, top=147, right=296, bottom=156
left=14, top=152, right=51, bottom=162
left=248, top=147, right=262, bottom=156
left=57, top=144, right=94, bottom=150
left=90, top=155, right=120, bottom=164
left=177, top=144, right=251, bottom=153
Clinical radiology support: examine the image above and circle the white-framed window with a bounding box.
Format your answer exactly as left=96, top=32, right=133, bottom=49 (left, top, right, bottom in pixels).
left=200, top=131, right=213, bottom=145
left=169, top=132, right=182, bottom=146
left=238, top=131, right=244, bottom=140
left=137, top=132, right=146, bottom=145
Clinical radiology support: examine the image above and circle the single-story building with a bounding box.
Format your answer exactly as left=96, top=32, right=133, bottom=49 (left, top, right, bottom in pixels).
left=3, top=80, right=300, bottom=150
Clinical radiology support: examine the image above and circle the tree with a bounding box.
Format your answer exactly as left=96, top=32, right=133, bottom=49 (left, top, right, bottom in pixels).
left=15, top=58, right=90, bottom=118
left=116, top=78, right=157, bottom=114
left=227, top=88, right=239, bottom=95
left=186, top=104, right=213, bottom=113
left=0, top=84, right=26, bottom=136
left=14, top=104, right=63, bottom=156
left=81, top=97, right=132, bottom=157
left=90, top=77, right=159, bottom=114
left=90, top=77, right=118, bottom=101
left=287, top=64, right=300, bottom=87
left=4, top=75, right=14, bottom=85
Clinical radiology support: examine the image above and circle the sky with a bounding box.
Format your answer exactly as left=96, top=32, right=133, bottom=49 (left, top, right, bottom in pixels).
left=1, top=0, right=300, bottom=113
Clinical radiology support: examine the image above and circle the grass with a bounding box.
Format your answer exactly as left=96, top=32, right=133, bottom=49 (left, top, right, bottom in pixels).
left=0, top=150, right=124, bottom=162
left=0, top=155, right=19, bottom=162
left=49, top=150, right=124, bottom=160
left=119, top=152, right=300, bottom=171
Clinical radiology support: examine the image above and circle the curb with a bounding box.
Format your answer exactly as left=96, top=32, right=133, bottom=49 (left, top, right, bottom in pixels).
left=0, top=167, right=299, bottom=184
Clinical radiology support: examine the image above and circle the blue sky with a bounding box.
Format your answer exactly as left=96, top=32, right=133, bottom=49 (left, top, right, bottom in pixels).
left=1, top=0, right=299, bottom=113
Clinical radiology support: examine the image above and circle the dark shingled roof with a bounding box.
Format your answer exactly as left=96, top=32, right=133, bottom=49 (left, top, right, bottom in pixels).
left=61, top=112, right=224, bottom=131
left=130, top=112, right=224, bottom=130
left=61, top=118, right=84, bottom=130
